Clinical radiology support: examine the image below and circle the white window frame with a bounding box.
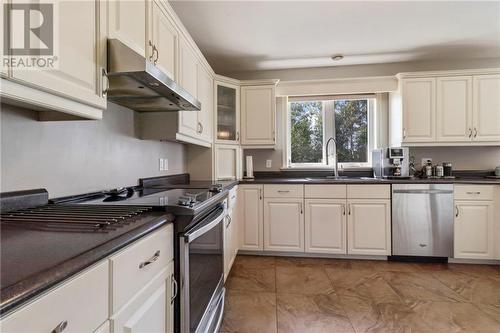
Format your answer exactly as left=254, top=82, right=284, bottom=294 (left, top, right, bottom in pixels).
left=284, top=95, right=377, bottom=170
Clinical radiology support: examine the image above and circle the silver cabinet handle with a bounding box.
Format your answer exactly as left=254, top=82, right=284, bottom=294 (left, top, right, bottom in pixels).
left=273, top=130, right=276, bottom=142
left=153, top=45, right=159, bottom=65
left=148, top=40, right=154, bottom=62
left=259, top=189, right=263, bottom=200
left=52, top=321, right=68, bottom=333
left=139, top=250, right=160, bottom=269
left=455, top=205, right=459, bottom=217
left=348, top=204, right=351, bottom=215
left=342, top=204, right=346, bottom=216
left=226, top=215, right=232, bottom=228
left=473, top=128, right=478, bottom=138
left=101, top=67, right=109, bottom=96
left=468, top=128, right=472, bottom=139
left=170, top=274, right=178, bottom=304
left=403, top=128, right=407, bottom=140
left=197, top=122, right=204, bottom=134
left=299, top=202, right=303, bottom=214
left=277, top=190, right=290, bottom=193
left=236, top=131, right=240, bottom=141
left=466, top=191, right=481, bottom=195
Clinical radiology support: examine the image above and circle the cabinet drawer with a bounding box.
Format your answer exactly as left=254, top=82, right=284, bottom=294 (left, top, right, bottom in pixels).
left=305, top=185, right=346, bottom=198
left=110, top=224, right=173, bottom=313
left=264, top=184, right=304, bottom=198
left=454, top=185, right=494, bottom=201
left=347, top=185, right=391, bottom=199
left=1, top=261, right=109, bottom=333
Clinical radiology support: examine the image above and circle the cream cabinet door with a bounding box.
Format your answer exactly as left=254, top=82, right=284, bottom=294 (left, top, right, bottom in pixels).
left=215, top=81, right=240, bottom=144
left=264, top=198, right=304, bottom=252
left=197, top=64, right=214, bottom=143
left=150, top=0, right=177, bottom=81
left=12, top=0, right=106, bottom=109
left=215, top=144, right=241, bottom=180
left=224, top=214, right=233, bottom=280
left=241, top=85, right=276, bottom=145
left=454, top=201, right=494, bottom=259
left=305, top=199, right=346, bottom=254
left=178, top=37, right=199, bottom=138
left=436, top=76, right=472, bottom=142
left=108, top=0, right=146, bottom=57
left=472, top=74, right=500, bottom=142
left=239, top=185, right=264, bottom=251
left=347, top=199, right=391, bottom=255
left=402, top=78, right=436, bottom=143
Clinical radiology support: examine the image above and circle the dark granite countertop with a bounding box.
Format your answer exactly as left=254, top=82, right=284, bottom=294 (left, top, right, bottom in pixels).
left=238, top=177, right=500, bottom=185
left=0, top=213, right=174, bottom=317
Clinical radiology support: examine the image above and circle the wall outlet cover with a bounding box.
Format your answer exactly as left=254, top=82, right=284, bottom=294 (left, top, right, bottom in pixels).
left=266, top=159, right=272, bottom=168
left=421, top=157, right=432, bottom=166
left=164, top=158, right=169, bottom=171
left=159, top=158, right=164, bottom=171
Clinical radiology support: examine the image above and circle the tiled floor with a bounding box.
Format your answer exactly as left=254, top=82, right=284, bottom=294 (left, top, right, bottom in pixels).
left=219, top=255, right=500, bottom=333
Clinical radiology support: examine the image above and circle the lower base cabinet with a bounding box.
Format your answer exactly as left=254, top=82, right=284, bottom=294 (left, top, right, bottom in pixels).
left=305, top=199, right=347, bottom=254
left=239, top=185, right=264, bottom=251
left=111, top=262, right=175, bottom=333
left=347, top=199, right=391, bottom=255
left=454, top=200, right=494, bottom=259
left=264, top=198, right=304, bottom=252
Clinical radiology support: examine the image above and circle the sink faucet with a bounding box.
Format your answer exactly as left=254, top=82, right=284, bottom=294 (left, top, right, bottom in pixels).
left=325, top=137, right=339, bottom=178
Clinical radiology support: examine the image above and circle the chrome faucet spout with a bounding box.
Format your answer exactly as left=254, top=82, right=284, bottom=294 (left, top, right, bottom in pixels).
left=325, top=137, right=339, bottom=178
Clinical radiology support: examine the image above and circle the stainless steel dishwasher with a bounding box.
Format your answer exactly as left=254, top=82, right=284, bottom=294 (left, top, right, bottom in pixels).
left=392, top=184, right=454, bottom=258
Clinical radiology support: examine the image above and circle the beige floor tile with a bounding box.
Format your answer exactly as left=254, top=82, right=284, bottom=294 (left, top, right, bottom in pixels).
left=324, top=267, right=381, bottom=291
left=226, top=265, right=276, bottom=292
left=276, top=265, right=334, bottom=295
left=276, top=256, right=352, bottom=269
left=350, top=259, right=423, bottom=272
left=232, top=255, right=276, bottom=270
left=409, top=300, right=500, bottom=333
left=220, top=290, right=277, bottom=333
left=277, top=292, right=355, bottom=333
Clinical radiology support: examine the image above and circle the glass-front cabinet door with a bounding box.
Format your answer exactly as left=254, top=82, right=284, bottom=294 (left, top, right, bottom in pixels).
left=215, top=81, right=240, bottom=144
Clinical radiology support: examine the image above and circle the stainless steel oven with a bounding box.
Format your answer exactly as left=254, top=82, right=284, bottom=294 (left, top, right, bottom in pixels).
left=180, top=200, right=226, bottom=333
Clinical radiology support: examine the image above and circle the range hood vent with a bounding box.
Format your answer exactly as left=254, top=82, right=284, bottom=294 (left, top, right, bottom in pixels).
left=106, top=39, right=201, bottom=112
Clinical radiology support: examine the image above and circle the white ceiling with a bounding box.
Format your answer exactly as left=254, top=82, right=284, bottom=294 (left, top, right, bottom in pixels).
left=170, top=1, right=500, bottom=74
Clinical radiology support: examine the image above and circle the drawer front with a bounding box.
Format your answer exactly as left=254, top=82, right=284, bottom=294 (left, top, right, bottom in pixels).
left=111, top=224, right=173, bottom=313
left=1, top=261, right=109, bottom=333
left=305, top=185, right=346, bottom=199
left=264, top=184, right=304, bottom=198
left=454, top=185, right=494, bottom=201
left=347, top=185, right=391, bottom=199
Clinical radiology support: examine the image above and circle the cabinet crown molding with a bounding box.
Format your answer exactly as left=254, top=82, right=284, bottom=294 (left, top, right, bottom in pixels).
left=397, top=68, right=500, bottom=79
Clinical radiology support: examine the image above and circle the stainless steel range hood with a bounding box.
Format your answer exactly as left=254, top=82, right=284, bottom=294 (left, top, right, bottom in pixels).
left=106, top=39, right=201, bottom=112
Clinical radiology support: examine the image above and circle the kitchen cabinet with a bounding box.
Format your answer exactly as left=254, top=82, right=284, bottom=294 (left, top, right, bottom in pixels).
left=241, top=84, right=277, bottom=146
left=347, top=199, right=391, bottom=255
left=473, top=74, right=500, bottom=142
left=108, top=0, right=147, bottom=58
left=436, top=76, right=473, bottom=142
left=264, top=198, right=304, bottom=252
left=454, top=185, right=495, bottom=260
left=150, top=0, right=178, bottom=81
left=401, top=78, right=436, bottom=143
left=178, top=36, right=199, bottom=138
left=197, top=63, right=214, bottom=143
left=0, top=261, right=109, bottom=332
left=215, top=78, right=240, bottom=144
left=2, top=0, right=106, bottom=119
left=239, top=185, right=264, bottom=251
left=224, top=186, right=239, bottom=280
left=215, top=144, right=242, bottom=180
left=305, top=199, right=346, bottom=254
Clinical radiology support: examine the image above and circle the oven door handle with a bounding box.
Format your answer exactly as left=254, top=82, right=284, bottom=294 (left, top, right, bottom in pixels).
left=184, top=208, right=225, bottom=242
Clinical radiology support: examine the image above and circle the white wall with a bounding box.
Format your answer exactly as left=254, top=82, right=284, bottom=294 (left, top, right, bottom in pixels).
left=0, top=103, right=187, bottom=198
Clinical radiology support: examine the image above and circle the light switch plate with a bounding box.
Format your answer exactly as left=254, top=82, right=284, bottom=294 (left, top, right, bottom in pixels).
left=266, top=160, right=272, bottom=168
left=164, top=158, right=169, bottom=171
left=159, top=158, right=164, bottom=171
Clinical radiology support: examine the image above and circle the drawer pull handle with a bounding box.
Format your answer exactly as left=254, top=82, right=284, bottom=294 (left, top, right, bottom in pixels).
left=455, top=205, right=459, bottom=218
left=171, top=274, right=178, bottom=304
left=226, top=215, right=232, bottom=228
left=139, top=250, right=161, bottom=269
left=277, top=190, right=290, bottom=193
left=466, top=191, right=480, bottom=195
left=52, top=321, right=68, bottom=333
left=342, top=204, right=346, bottom=216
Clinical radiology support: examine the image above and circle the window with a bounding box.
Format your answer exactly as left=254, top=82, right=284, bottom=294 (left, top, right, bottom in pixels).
left=286, top=95, right=376, bottom=169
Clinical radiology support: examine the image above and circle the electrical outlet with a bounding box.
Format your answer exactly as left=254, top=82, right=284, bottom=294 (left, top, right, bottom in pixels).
left=421, top=158, right=432, bottom=166
left=164, top=158, right=169, bottom=171
left=159, top=158, right=164, bottom=171
left=266, top=159, right=272, bottom=168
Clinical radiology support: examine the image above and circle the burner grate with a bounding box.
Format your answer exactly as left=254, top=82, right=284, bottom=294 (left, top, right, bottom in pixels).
left=0, top=204, right=153, bottom=232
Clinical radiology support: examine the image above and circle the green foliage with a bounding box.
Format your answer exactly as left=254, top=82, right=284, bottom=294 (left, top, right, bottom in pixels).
left=290, top=101, right=323, bottom=163
left=334, top=100, right=368, bottom=163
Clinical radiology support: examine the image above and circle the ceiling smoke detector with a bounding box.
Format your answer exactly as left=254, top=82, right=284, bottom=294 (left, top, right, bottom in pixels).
left=331, top=55, right=344, bottom=61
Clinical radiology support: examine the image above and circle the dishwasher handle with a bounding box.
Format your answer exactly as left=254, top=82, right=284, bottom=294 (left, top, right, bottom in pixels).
left=393, top=189, right=453, bottom=194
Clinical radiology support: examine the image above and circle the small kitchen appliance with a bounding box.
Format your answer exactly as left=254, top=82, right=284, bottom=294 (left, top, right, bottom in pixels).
left=372, top=147, right=410, bottom=179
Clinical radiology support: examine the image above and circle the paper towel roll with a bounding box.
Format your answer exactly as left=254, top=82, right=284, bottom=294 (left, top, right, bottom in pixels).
left=245, top=156, right=254, bottom=179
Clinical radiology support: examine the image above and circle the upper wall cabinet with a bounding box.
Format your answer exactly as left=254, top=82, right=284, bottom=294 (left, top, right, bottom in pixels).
left=108, top=0, right=147, bottom=58
left=150, top=0, right=178, bottom=81
left=1, top=0, right=106, bottom=120
left=390, top=70, right=500, bottom=146
left=241, top=83, right=278, bottom=147
left=215, top=76, right=240, bottom=145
